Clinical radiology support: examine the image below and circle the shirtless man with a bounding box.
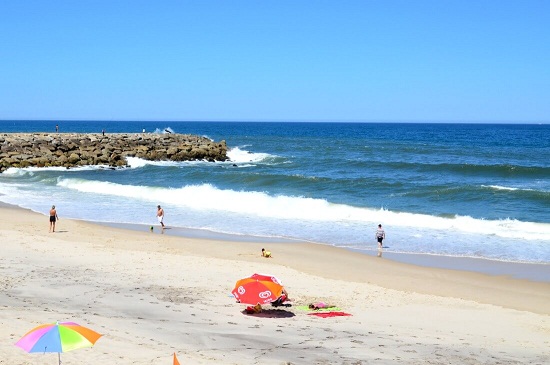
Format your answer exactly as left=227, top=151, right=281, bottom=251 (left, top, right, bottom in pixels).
left=49, top=205, right=59, bottom=232
left=157, top=205, right=165, bottom=230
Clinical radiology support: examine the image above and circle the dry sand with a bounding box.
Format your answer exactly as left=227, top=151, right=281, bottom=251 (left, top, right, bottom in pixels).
left=0, top=205, right=549, bottom=364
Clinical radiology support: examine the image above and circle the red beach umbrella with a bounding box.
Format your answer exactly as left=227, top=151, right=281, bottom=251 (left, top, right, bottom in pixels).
left=249, top=273, right=282, bottom=285
left=232, top=276, right=284, bottom=305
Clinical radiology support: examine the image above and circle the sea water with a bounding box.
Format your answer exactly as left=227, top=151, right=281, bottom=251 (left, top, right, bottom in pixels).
left=0, top=121, right=548, bottom=264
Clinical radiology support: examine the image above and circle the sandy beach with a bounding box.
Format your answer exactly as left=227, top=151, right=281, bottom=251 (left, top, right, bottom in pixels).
left=1, top=205, right=549, bottom=364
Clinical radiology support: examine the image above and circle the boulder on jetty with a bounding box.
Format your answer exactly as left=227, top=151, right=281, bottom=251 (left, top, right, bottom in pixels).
left=0, top=133, right=228, bottom=172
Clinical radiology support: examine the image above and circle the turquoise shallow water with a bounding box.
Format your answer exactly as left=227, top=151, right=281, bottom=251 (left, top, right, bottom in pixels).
left=0, top=120, right=549, bottom=263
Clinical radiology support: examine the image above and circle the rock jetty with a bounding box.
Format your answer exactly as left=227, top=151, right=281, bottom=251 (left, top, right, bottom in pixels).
left=0, top=133, right=228, bottom=172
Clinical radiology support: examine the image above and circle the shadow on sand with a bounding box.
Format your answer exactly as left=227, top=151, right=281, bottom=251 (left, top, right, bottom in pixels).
left=241, top=309, right=295, bottom=318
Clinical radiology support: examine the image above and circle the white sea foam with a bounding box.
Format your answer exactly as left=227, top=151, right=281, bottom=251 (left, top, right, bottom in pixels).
left=124, top=148, right=274, bottom=169
left=484, top=185, right=520, bottom=191
left=152, top=127, right=175, bottom=134
left=482, top=184, right=548, bottom=193
left=56, top=178, right=550, bottom=242
left=1, top=177, right=548, bottom=263
left=227, top=147, right=275, bottom=163
left=125, top=157, right=182, bottom=168
left=2, top=165, right=112, bottom=175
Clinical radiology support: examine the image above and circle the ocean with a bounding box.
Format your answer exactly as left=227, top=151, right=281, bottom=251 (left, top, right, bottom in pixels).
left=1, top=120, right=549, bottom=266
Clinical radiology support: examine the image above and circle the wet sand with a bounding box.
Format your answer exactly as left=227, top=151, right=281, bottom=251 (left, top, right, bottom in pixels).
left=106, top=220, right=550, bottom=283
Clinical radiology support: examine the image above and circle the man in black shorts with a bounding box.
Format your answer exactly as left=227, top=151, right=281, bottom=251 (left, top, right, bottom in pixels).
left=49, top=205, right=59, bottom=233
left=375, top=224, right=385, bottom=248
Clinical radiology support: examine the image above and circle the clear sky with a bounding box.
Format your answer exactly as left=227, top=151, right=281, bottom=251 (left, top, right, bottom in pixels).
left=1, top=1, right=549, bottom=122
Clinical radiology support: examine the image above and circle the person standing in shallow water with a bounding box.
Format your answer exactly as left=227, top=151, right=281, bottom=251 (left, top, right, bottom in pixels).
left=376, top=224, right=385, bottom=249
left=49, top=205, right=59, bottom=233
left=157, top=205, right=165, bottom=231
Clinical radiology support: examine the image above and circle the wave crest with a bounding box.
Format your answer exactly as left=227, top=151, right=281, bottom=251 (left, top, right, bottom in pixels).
left=56, top=178, right=550, bottom=242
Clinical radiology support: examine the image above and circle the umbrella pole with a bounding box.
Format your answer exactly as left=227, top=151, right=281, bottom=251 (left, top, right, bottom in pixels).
left=58, top=352, right=61, bottom=365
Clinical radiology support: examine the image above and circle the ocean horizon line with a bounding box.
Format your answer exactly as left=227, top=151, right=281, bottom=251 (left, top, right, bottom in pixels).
left=1, top=119, right=549, bottom=125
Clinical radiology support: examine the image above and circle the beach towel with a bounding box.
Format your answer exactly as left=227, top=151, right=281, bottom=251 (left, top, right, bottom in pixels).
left=308, top=311, right=352, bottom=318
left=296, top=305, right=342, bottom=312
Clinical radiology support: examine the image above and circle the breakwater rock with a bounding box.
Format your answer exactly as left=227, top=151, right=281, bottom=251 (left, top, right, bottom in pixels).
left=0, top=133, right=228, bottom=172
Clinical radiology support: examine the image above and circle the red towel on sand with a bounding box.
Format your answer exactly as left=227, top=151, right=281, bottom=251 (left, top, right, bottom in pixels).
left=308, top=311, right=352, bottom=318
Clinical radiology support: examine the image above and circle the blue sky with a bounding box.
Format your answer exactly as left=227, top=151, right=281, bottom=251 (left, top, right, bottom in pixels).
left=1, top=1, right=549, bottom=122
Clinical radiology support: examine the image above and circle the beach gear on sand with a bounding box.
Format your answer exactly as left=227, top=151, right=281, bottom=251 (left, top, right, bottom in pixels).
left=308, top=311, right=352, bottom=318
left=270, top=292, right=289, bottom=307
left=232, top=275, right=284, bottom=305
left=15, top=321, right=102, bottom=365
left=297, top=305, right=342, bottom=311
left=245, top=303, right=263, bottom=314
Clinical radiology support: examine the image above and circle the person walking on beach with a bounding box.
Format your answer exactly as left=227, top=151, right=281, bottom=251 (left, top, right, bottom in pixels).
left=49, top=205, right=59, bottom=233
left=55, top=124, right=59, bottom=133
left=376, top=224, right=385, bottom=249
left=157, top=205, right=165, bottom=231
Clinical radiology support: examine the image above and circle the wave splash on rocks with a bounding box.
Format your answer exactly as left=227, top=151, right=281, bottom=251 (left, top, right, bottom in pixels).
left=0, top=132, right=228, bottom=172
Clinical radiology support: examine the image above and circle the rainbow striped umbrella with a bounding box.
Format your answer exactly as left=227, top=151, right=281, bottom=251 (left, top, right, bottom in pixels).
left=15, top=321, right=102, bottom=364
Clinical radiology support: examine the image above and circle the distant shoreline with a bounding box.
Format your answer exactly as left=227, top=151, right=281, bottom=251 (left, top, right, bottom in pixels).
left=2, top=198, right=548, bottom=283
